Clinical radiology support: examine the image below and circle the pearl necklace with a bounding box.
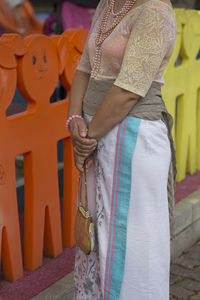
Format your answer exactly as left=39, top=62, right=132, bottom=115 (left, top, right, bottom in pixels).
left=91, top=0, right=137, bottom=78
left=111, top=0, right=135, bottom=17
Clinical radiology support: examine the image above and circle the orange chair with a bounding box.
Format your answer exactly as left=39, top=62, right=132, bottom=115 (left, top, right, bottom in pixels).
left=0, top=0, right=43, bottom=36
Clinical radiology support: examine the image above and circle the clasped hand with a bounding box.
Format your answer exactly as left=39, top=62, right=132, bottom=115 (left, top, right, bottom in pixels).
left=69, top=118, right=97, bottom=172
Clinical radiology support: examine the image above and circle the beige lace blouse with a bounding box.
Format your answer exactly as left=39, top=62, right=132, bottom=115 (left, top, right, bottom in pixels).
left=76, top=0, right=177, bottom=97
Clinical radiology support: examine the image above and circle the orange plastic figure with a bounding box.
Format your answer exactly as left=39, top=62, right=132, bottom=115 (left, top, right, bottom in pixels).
left=0, top=35, right=26, bottom=281
left=60, top=29, right=89, bottom=90
left=15, top=33, right=71, bottom=270
left=0, top=29, right=88, bottom=280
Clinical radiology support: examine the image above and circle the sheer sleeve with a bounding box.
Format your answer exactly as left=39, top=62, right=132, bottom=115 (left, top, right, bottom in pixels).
left=76, top=0, right=103, bottom=74
left=113, top=5, right=176, bottom=97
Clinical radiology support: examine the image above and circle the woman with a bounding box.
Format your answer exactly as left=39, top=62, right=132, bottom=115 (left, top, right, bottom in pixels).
left=67, top=0, right=177, bottom=298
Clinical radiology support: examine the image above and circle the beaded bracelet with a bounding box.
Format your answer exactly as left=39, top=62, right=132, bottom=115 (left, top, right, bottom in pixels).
left=66, top=115, right=83, bottom=131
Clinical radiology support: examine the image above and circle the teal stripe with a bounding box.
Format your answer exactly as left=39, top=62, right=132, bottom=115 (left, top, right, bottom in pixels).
left=106, top=119, right=126, bottom=295
left=108, top=117, right=141, bottom=299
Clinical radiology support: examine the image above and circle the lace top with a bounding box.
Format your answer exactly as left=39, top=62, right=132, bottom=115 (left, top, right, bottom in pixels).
left=76, top=0, right=177, bottom=97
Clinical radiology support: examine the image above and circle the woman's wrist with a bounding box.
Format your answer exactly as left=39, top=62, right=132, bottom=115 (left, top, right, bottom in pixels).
left=86, top=132, right=95, bottom=139
left=87, top=124, right=98, bottom=141
left=66, top=114, right=83, bottom=131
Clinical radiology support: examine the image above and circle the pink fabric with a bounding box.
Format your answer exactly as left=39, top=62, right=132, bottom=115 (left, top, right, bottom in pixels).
left=61, top=2, right=95, bottom=30
left=43, top=13, right=57, bottom=35
left=104, top=121, right=122, bottom=300
left=107, top=117, right=128, bottom=299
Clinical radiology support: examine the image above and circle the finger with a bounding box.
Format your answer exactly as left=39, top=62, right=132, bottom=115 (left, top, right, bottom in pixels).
left=72, top=139, right=96, bottom=148
left=85, top=159, right=93, bottom=172
left=79, top=129, right=88, bottom=138
left=74, top=156, right=85, bottom=172
left=74, top=144, right=97, bottom=154
left=73, top=141, right=97, bottom=152
left=72, top=134, right=97, bottom=146
left=75, top=139, right=97, bottom=149
left=74, top=151, right=86, bottom=162
left=74, top=149, right=95, bottom=159
left=74, top=149, right=88, bottom=158
left=70, top=122, right=79, bottom=136
left=77, top=120, right=88, bottom=138
left=74, top=145, right=96, bottom=156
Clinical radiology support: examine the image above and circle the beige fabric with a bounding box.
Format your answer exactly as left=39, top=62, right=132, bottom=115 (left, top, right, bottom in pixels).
left=83, top=79, right=168, bottom=118
left=82, top=78, right=176, bottom=240
left=77, top=0, right=177, bottom=97
left=113, top=1, right=177, bottom=97
left=6, top=0, right=25, bottom=9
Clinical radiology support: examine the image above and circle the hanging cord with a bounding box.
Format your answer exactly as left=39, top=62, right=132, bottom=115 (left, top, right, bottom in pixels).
left=78, top=165, right=89, bottom=216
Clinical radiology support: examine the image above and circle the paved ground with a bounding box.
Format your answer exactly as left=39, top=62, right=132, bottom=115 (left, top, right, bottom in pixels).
left=33, top=239, right=200, bottom=300
left=31, top=272, right=74, bottom=300
left=170, top=239, right=200, bottom=300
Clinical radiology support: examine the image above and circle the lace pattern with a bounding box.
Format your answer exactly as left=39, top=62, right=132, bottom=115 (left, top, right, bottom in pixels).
left=76, top=0, right=176, bottom=97
left=114, top=3, right=177, bottom=96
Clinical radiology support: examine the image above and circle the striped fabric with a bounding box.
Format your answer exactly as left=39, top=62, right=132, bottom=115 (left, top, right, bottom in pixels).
left=104, top=117, right=141, bottom=300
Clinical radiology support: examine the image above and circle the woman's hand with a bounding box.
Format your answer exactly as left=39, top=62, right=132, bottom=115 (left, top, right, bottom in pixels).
left=69, top=118, right=97, bottom=158
left=74, top=152, right=94, bottom=173
left=74, top=152, right=85, bottom=173
left=69, top=118, right=97, bottom=172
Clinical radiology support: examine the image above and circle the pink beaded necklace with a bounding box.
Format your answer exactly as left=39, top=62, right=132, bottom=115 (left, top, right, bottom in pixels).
left=91, top=0, right=137, bottom=78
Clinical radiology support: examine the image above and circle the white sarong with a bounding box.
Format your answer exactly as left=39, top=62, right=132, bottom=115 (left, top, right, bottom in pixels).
left=74, top=115, right=171, bottom=300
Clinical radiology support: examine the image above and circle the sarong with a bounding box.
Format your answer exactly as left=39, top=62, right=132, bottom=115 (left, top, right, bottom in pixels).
left=73, top=79, right=174, bottom=299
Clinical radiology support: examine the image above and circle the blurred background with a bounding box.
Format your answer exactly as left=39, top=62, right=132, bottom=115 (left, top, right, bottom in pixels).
left=0, top=0, right=199, bottom=40
left=172, top=0, right=200, bottom=8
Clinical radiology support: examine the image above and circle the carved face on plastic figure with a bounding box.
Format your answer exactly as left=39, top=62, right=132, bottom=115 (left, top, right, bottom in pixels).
left=17, top=35, right=60, bottom=102
left=31, top=48, right=49, bottom=80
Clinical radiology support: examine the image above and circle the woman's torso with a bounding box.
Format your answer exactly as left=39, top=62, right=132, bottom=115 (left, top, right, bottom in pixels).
left=86, top=0, right=177, bottom=85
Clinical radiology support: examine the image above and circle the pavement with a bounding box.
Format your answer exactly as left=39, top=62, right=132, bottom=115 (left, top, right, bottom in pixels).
left=32, top=239, right=200, bottom=300
left=170, top=239, right=200, bottom=300
left=31, top=272, right=74, bottom=300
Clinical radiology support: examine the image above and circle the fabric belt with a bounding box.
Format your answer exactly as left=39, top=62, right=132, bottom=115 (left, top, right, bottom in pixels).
left=82, top=78, right=177, bottom=240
